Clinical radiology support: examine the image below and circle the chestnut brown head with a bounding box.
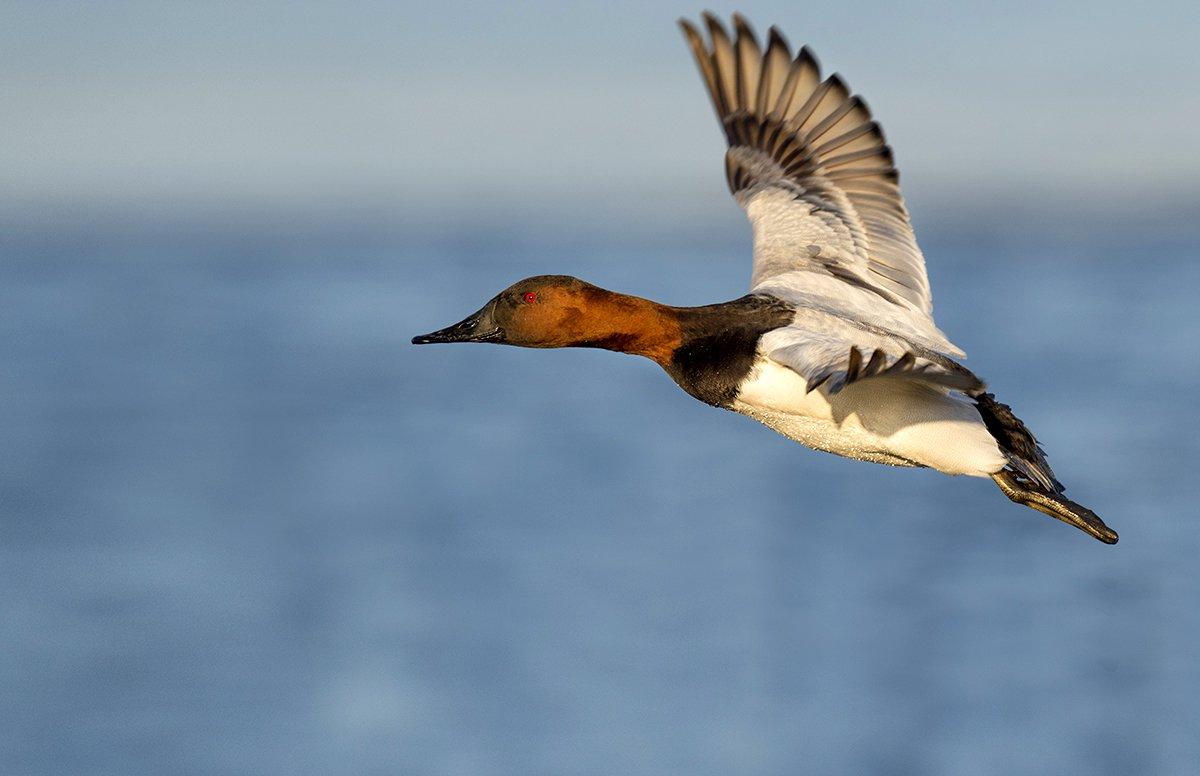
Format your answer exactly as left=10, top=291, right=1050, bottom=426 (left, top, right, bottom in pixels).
left=411, top=275, right=612, bottom=349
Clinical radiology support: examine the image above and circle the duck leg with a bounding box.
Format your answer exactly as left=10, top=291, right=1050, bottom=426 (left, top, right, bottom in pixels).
left=991, top=471, right=1118, bottom=544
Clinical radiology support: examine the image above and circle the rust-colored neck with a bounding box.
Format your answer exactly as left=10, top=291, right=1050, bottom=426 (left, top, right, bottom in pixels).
left=557, top=288, right=683, bottom=366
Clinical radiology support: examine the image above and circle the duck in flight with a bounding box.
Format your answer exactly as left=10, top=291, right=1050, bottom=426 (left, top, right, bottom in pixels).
left=413, top=13, right=1118, bottom=544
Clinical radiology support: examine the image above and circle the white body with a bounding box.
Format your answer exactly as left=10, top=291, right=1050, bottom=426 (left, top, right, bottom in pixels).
left=733, top=358, right=1007, bottom=477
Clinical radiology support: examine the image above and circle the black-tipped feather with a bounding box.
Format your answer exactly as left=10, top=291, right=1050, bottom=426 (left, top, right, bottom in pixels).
left=678, top=14, right=934, bottom=314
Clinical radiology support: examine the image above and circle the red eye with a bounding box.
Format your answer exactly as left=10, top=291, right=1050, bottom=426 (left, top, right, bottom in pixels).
left=523, top=292, right=538, bottom=304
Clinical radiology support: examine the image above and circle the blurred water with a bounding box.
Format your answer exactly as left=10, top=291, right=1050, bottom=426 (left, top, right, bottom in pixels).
left=2, top=229, right=1198, bottom=775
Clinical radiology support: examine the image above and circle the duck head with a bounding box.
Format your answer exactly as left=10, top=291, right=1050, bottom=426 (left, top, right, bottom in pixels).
left=412, top=275, right=679, bottom=361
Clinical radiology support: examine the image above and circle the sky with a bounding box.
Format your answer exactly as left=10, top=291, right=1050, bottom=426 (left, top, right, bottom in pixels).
left=3, top=0, right=1199, bottom=241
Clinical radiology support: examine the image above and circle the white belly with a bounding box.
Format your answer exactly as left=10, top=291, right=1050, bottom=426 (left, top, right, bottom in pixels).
left=732, top=359, right=1007, bottom=477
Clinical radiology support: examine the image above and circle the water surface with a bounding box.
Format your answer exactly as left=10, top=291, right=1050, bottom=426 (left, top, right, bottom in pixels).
left=1, top=229, right=1197, bottom=774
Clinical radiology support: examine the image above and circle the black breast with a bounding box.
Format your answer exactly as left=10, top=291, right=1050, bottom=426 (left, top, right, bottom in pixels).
left=664, top=295, right=794, bottom=408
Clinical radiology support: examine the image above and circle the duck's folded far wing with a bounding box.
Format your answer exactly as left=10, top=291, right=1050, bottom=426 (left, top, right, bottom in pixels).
left=679, top=13, right=934, bottom=317
left=760, top=311, right=984, bottom=396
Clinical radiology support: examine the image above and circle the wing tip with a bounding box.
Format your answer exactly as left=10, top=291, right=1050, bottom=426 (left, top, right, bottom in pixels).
left=701, top=10, right=729, bottom=39
left=731, top=12, right=758, bottom=42
left=797, top=44, right=821, bottom=74
left=767, top=25, right=790, bottom=54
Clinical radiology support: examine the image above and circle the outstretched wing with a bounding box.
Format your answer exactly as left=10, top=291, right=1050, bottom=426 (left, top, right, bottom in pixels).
left=759, top=309, right=983, bottom=396
left=679, top=13, right=935, bottom=316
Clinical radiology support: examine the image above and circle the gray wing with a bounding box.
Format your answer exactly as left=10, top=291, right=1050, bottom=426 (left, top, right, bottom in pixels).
left=759, top=309, right=983, bottom=396
left=679, top=13, right=934, bottom=315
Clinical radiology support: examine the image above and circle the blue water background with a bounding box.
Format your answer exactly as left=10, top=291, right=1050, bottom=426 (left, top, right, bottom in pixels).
left=2, top=224, right=1198, bottom=774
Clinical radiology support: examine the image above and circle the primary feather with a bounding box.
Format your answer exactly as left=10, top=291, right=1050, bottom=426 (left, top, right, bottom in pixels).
left=679, top=13, right=970, bottom=392
left=680, top=13, right=933, bottom=315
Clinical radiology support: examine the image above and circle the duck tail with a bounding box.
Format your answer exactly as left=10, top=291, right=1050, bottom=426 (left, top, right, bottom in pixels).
left=974, top=392, right=1061, bottom=491
left=975, top=392, right=1118, bottom=544
left=991, top=471, right=1118, bottom=544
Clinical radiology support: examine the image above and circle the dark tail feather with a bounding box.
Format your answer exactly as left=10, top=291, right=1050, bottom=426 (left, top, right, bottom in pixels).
left=975, top=392, right=1062, bottom=492
left=976, top=392, right=1118, bottom=544
left=992, top=471, right=1118, bottom=544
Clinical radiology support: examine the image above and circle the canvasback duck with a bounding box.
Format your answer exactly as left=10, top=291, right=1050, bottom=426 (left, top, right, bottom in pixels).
left=413, top=13, right=1118, bottom=544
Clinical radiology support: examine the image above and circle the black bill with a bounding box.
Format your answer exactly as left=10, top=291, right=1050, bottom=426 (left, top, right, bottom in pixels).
left=411, top=303, right=503, bottom=345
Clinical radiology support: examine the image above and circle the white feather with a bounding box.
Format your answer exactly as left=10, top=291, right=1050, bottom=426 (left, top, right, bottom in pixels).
left=733, top=359, right=1007, bottom=477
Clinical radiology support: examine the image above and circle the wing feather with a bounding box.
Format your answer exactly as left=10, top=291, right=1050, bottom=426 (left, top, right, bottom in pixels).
left=756, top=28, right=791, bottom=116
left=732, top=14, right=761, bottom=113
left=679, top=15, right=937, bottom=317
left=760, top=310, right=984, bottom=396
left=702, top=13, right=738, bottom=116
